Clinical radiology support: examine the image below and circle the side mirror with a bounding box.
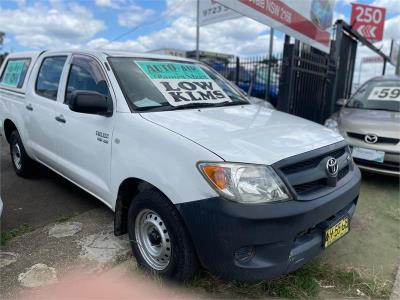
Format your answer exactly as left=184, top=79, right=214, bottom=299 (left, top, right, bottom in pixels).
left=69, top=91, right=112, bottom=117
left=336, top=98, right=346, bottom=106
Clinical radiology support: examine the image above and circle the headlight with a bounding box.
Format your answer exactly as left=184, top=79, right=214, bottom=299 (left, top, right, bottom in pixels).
left=324, top=118, right=338, bottom=131
left=198, top=162, right=291, bottom=204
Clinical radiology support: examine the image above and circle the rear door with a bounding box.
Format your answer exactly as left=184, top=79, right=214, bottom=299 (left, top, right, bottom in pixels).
left=25, top=54, right=69, bottom=169
left=53, top=54, right=115, bottom=202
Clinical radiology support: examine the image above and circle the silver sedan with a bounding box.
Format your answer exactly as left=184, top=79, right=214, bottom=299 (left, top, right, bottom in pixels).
left=325, top=75, right=400, bottom=176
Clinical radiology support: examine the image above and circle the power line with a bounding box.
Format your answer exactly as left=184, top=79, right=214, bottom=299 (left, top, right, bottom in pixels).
left=97, top=0, right=187, bottom=49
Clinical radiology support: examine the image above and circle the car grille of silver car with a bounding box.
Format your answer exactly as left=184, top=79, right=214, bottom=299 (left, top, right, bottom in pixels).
left=347, top=132, right=400, bottom=145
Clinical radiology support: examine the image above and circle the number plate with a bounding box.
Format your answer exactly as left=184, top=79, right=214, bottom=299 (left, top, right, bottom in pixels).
left=324, top=217, right=350, bottom=248
left=352, top=147, right=385, bottom=163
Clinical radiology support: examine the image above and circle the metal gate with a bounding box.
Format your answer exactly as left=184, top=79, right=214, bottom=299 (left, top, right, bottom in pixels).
left=277, top=20, right=393, bottom=124
left=277, top=38, right=336, bottom=124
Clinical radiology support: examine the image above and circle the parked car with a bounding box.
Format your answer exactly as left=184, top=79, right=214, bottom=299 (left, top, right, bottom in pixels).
left=224, top=67, right=279, bottom=103
left=325, top=76, right=400, bottom=176
left=0, top=50, right=360, bottom=282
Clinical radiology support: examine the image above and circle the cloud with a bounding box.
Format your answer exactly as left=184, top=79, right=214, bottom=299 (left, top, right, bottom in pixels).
left=118, top=4, right=155, bottom=28
left=371, top=0, right=400, bottom=13
left=95, top=0, right=124, bottom=9
left=89, top=0, right=277, bottom=57
left=383, top=15, right=400, bottom=40
left=0, top=2, right=105, bottom=49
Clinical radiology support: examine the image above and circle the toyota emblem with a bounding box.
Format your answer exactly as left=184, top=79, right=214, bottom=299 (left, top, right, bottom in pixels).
left=364, top=134, right=378, bottom=144
left=326, top=158, right=339, bottom=177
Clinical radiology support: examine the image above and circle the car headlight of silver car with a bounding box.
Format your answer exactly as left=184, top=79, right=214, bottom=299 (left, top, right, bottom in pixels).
left=198, top=162, right=291, bottom=204
left=324, top=118, right=339, bottom=131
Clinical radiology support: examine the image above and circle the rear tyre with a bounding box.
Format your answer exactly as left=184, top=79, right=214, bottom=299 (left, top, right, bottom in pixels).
left=128, top=189, right=198, bottom=281
left=9, top=130, right=34, bottom=177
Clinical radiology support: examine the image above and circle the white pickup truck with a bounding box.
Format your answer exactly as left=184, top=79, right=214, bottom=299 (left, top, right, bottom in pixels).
left=0, top=50, right=361, bottom=281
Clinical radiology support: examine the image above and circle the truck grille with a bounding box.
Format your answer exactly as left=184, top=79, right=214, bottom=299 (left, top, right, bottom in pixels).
left=274, top=143, right=352, bottom=200
left=281, top=147, right=345, bottom=174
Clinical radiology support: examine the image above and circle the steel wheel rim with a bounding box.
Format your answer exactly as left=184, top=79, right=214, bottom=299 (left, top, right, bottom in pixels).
left=11, top=141, right=22, bottom=170
left=135, top=209, right=171, bottom=271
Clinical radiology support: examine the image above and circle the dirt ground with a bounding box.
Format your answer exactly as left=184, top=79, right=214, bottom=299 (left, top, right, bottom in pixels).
left=322, top=171, right=400, bottom=282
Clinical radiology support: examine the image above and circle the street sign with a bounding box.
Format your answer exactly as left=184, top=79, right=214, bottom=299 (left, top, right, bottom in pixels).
left=199, top=0, right=241, bottom=26
left=216, top=0, right=334, bottom=53
left=351, top=3, right=386, bottom=42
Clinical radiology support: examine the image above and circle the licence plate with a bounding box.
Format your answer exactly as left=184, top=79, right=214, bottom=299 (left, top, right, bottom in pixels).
left=352, top=147, right=385, bottom=163
left=324, top=217, right=350, bottom=248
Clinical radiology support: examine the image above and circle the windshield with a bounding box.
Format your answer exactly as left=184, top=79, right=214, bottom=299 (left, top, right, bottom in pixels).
left=346, top=79, right=400, bottom=112
left=108, top=58, right=249, bottom=112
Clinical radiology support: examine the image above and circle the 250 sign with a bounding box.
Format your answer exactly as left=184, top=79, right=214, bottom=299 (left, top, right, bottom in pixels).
left=351, top=3, right=386, bottom=41
left=353, top=5, right=384, bottom=24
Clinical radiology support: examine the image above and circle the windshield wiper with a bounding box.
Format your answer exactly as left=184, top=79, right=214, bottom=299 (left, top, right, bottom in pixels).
left=169, top=100, right=249, bottom=110
left=135, top=100, right=249, bottom=112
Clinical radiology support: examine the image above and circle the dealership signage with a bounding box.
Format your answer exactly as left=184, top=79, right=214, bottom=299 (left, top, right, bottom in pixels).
left=351, top=3, right=386, bottom=41
left=361, top=56, right=383, bottom=63
left=216, top=0, right=334, bottom=53
left=199, top=0, right=241, bottom=26
left=135, top=61, right=231, bottom=106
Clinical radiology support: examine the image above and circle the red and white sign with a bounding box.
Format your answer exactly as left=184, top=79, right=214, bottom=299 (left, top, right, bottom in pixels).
left=351, top=3, right=386, bottom=42
left=216, top=0, right=335, bottom=53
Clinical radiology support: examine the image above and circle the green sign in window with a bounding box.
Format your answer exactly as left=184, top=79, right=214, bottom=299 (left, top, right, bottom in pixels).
left=1, top=60, right=28, bottom=88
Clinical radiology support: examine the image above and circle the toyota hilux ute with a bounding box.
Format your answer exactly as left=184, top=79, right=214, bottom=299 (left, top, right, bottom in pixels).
left=0, top=50, right=361, bottom=282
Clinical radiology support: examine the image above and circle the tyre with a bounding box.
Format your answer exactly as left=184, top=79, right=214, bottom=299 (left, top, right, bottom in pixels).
left=128, top=189, right=198, bottom=281
left=9, top=130, right=34, bottom=177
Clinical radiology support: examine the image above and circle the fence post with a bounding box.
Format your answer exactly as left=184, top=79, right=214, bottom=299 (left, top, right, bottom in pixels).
left=235, top=56, right=240, bottom=86
left=278, top=35, right=295, bottom=113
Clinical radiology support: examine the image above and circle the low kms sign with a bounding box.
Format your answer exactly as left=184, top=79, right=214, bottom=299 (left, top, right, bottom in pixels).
left=351, top=3, right=386, bottom=41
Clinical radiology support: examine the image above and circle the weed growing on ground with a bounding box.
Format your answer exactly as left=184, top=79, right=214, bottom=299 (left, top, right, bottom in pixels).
left=386, top=206, right=400, bottom=222
left=1, top=224, right=33, bottom=245
left=56, top=212, right=80, bottom=223
left=184, top=260, right=392, bottom=299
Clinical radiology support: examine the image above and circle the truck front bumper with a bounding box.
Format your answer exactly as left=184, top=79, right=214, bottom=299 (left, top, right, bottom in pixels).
left=176, top=167, right=361, bottom=282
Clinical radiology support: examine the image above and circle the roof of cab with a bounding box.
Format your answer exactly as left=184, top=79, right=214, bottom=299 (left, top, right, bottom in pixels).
left=6, top=49, right=196, bottom=63
left=102, top=50, right=196, bottom=62
left=6, top=51, right=44, bottom=59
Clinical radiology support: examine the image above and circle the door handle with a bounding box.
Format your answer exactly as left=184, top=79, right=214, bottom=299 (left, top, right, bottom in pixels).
left=55, top=115, right=66, bottom=123
left=26, top=104, right=33, bottom=111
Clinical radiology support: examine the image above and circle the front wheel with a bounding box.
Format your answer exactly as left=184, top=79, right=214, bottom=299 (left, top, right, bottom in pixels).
left=9, top=130, right=34, bottom=177
left=128, top=189, right=198, bottom=281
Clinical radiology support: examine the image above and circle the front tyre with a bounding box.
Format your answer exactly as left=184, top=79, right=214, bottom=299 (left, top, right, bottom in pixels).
left=128, top=189, right=198, bottom=281
left=9, top=130, right=34, bottom=177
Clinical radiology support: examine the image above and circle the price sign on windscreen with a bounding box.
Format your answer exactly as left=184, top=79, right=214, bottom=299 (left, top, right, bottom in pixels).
left=368, top=87, right=400, bottom=101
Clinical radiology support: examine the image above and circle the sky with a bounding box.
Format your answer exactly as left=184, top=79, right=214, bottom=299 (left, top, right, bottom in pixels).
left=0, top=0, right=399, bottom=82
